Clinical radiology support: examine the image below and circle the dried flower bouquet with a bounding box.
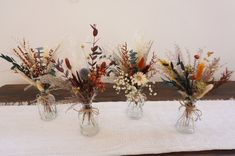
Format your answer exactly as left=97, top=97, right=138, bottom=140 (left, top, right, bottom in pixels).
left=55, top=25, right=108, bottom=136
left=159, top=46, right=233, bottom=133
left=0, top=39, right=60, bottom=120
left=109, top=41, right=158, bottom=119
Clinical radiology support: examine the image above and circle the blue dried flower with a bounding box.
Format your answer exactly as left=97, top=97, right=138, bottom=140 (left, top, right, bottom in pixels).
left=79, top=68, right=89, bottom=80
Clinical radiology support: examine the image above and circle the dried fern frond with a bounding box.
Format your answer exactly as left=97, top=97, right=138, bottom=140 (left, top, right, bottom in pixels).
left=119, top=42, right=131, bottom=71
left=202, top=57, right=220, bottom=82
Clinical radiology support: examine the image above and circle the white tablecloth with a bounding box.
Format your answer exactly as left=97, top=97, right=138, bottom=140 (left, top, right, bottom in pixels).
left=0, top=100, right=235, bottom=156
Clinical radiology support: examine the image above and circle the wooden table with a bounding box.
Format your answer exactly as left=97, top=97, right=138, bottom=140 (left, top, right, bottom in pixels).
left=1, top=82, right=235, bottom=104
left=0, top=82, right=235, bottom=156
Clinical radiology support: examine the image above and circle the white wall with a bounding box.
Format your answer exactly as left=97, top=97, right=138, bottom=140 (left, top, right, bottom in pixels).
left=0, top=0, right=235, bottom=86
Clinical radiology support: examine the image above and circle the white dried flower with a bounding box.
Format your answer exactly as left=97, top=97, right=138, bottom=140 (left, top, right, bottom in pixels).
left=132, top=72, right=148, bottom=86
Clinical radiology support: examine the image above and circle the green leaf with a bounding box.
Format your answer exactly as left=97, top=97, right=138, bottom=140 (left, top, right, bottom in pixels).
left=180, top=62, right=185, bottom=71
left=48, top=69, right=56, bottom=76
left=129, top=50, right=137, bottom=65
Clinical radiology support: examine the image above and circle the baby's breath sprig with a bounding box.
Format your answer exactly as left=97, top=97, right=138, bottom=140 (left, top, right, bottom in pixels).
left=110, top=41, right=158, bottom=98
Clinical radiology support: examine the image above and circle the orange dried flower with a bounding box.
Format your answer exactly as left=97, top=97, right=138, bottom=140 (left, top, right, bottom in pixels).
left=207, top=51, right=214, bottom=57
left=138, top=57, right=145, bottom=70
left=195, top=62, right=205, bottom=80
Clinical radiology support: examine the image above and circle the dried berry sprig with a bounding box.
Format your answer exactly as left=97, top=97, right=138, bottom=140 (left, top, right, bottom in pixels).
left=145, top=51, right=157, bottom=78
left=88, top=24, right=103, bottom=73
left=212, top=68, right=233, bottom=89
left=119, top=43, right=131, bottom=71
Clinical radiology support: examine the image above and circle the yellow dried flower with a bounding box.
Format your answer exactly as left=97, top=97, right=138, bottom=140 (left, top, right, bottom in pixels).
left=195, top=81, right=207, bottom=94
left=185, top=65, right=194, bottom=74
left=207, top=51, right=214, bottom=57
left=159, top=59, right=169, bottom=67
left=72, top=87, right=80, bottom=94
left=81, top=44, right=85, bottom=49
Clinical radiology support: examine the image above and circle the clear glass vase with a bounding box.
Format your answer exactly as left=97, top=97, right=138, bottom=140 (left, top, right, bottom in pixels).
left=126, top=90, right=147, bottom=119
left=78, top=104, right=99, bottom=137
left=36, top=91, right=57, bottom=121
left=175, top=98, right=202, bottom=134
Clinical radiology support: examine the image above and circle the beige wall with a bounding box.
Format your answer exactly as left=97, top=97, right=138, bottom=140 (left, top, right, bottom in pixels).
left=0, top=0, right=235, bottom=86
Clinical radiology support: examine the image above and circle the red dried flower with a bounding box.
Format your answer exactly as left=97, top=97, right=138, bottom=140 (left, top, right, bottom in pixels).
left=65, top=58, right=72, bottom=70
left=100, top=62, right=106, bottom=69
left=191, top=75, right=196, bottom=80
left=138, top=57, right=145, bottom=70
left=194, top=54, right=200, bottom=59
left=90, top=24, right=98, bottom=37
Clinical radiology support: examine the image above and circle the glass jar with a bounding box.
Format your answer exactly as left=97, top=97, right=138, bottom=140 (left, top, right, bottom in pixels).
left=78, top=104, right=99, bottom=136
left=36, top=91, right=57, bottom=121
left=126, top=90, right=147, bottom=119
left=175, top=98, right=202, bottom=134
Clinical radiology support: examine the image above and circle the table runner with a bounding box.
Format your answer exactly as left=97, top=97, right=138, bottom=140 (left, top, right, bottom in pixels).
left=0, top=100, right=235, bottom=156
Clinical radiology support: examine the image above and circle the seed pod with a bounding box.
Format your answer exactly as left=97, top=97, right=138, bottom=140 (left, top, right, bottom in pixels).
left=65, top=58, right=72, bottom=70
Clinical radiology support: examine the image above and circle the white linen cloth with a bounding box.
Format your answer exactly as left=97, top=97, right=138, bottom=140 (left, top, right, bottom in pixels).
left=0, top=100, right=235, bottom=156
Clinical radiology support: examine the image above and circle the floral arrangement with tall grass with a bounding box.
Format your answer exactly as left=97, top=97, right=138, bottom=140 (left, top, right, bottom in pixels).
left=0, top=39, right=60, bottom=92
left=159, top=46, right=232, bottom=101
left=0, top=40, right=61, bottom=120
left=159, top=46, right=233, bottom=133
left=55, top=24, right=108, bottom=105
left=109, top=41, right=158, bottom=119
left=54, top=24, right=109, bottom=136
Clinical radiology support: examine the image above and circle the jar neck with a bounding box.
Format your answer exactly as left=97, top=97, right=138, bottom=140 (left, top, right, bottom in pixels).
left=78, top=92, right=96, bottom=105
left=184, top=96, right=196, bottom=107
left=82, top=104, right=92, bottom=109
left=40, top=90, right=50, bottom=96
left=134, top=89, right=145, bottom=97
